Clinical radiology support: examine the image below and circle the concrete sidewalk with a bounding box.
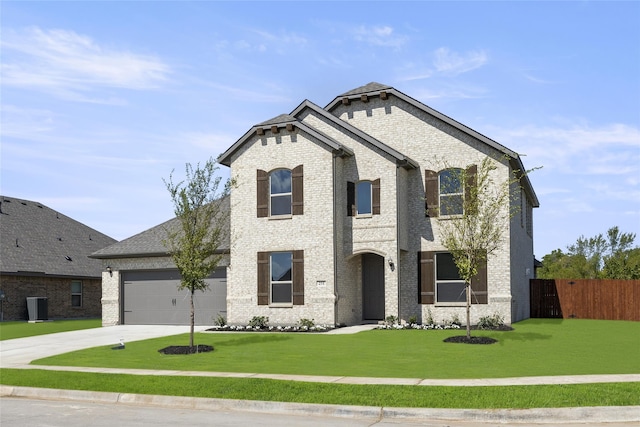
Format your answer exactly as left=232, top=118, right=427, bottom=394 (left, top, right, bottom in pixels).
left=1, top=324, right=639, bottom=424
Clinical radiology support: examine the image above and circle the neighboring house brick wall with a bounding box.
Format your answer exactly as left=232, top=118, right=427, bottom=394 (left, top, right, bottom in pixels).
left=0, top=274, right=101, bottom=321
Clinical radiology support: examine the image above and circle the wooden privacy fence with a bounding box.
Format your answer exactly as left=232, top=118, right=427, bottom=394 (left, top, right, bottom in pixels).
left=530, top=279, right=640, bottom=321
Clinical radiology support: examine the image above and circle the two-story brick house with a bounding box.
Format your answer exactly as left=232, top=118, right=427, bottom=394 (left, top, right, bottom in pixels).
left=218, top=82, right=539, bottom=326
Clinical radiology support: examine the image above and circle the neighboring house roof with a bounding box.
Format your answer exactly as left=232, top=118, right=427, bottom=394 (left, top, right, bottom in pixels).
left=0, top=196, right=116, bottom=278
left=91, top=196, right=230, bottom=260
left=326, top=82, right=540, bottom=207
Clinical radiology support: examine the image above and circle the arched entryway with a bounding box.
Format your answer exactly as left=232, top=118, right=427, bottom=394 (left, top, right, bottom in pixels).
left=362, top=253, right=385, bottom=321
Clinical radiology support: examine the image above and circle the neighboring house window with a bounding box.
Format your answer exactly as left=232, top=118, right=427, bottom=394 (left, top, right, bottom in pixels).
left=347, top=178, right=380, bottom=216
left=257, top=250, right=304, bottom=306
left=257, top=165, right=303, bottom=217
left=425, top=165, right=477, bottom=217
left=270, top=169, right=292, bottom=216
left=439, top=169, right=463, bottom=216
left=71, top=280, right=82, bottom=307
left=418, top=251, right=487, bottom=305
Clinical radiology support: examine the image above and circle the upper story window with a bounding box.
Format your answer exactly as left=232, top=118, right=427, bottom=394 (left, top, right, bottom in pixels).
left=270, top=169, right=292, bottom=216
left=425, top=165, right=477, bottom=218
left=439, top=168, right=463, bottom=216
left=356, top=181, right=372, bottom=216
left=347, top=178, right=380, bottom=217
left=257, top=165, right=303, bottom=218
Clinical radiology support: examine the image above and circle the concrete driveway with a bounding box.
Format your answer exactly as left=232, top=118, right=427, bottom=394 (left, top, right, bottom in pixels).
left=0, top=324, right=207, bottom=367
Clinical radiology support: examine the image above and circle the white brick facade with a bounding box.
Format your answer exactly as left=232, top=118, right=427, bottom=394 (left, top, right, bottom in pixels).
left=98, top=83, right=537, bottom=328
left=218, top=83, right=538, bottom=327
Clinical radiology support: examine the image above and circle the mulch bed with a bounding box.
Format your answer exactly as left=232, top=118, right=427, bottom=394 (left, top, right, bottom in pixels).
left=443, top=335, right=498, bottom=344
left=443, top=324, right=512, bottom=344
left=158, top=345, right=214, bottom=355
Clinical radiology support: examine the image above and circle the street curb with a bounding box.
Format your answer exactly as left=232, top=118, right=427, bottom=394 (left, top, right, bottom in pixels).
left=2, top=385, right=639, bottom=423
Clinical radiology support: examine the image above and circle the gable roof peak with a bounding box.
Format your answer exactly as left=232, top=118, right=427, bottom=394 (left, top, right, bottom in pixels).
left=339, top=82, right=392, bottom=97
left=256, top=113, right=297, bottom=126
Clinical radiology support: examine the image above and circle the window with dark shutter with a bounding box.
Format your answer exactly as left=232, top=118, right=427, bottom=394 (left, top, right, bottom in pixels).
left=424, top=170, right=438, bottom=217
left=418, top=251, right=435, bottom=304
left=465, top=165, right=478, bottom=216
left=347, top=181, right=355, bottom=216
left=257, top=252, right=269, bottom=305
left=292, top=250, right=304, bottom=305
left=257, top=170, right=269, bottom=218
left=257, top=250, right=304, bottom=306
left=470, top=254, right=488, bottom=304
left=372, top=178, right=381, bottom=215
left=292, top=165, right=303, bottom=215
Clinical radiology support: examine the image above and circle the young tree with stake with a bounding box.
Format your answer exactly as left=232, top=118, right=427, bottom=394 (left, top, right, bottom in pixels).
left=163, top=158, right=231, bottom=350
left=436, top=156, right=531, bottom=340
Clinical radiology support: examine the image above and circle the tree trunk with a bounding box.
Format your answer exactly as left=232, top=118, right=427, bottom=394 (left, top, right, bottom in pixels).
left=466, top=282, right=472, bottom=339
left=189, top=289, right=195, bottom=349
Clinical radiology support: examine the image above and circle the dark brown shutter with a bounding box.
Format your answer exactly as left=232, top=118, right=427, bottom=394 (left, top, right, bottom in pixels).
left=292, top=250, right=304, bottom=305
left=347, top=181, right=355, bottom=216
left=257, top=169, right=269, bottom=218
left=257, top=252, right=269, bottom=305
left=372, top=178, right=381, bottom=215
left=425, top=170, right=438, bottom=217
left=465, top=165, right=478, bottom=216
left=471, top=253, right=487, bottom=304
left=292, top=165, right=303, bottom=215
left=418, top=251, right=435, bottom=304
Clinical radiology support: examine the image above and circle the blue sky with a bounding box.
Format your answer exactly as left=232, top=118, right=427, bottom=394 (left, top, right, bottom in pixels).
left=1, top=1, right=639, bottom=258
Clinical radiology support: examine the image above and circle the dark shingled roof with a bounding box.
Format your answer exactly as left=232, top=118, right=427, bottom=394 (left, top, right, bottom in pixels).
left=339, top=82, right=392, bottom=96
left=0, top=196, right=117, bottom=278
left=256, top=114, right=297, bottom=126
left=91, top=196, right=230, bottom=259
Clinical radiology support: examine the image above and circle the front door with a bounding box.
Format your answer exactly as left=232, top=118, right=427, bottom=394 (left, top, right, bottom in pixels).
left=362, top=253, right=385, bottom=320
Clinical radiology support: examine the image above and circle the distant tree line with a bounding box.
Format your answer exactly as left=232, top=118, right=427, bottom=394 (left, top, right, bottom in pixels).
left=538, top=226, right=640, bottom=280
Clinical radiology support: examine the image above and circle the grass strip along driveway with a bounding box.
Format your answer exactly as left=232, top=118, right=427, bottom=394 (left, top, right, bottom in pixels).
left=0, top=319, right=101, bottom=341
left=2, top=319, right=639, bottom=408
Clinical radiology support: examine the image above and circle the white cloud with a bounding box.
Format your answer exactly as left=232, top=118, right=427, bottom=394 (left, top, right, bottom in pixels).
left=398, top=47, right=488, bottom=85
left=433, top=47, right=488, bottom=76
left=1, top=27, right=171, bottom=100
left=352, top=25, right=408, bottom=48
left=492, top=121, right=640, bottom=175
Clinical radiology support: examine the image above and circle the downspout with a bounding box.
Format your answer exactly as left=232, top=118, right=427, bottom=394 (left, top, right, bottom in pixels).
left=333, top=153, right=339, bottom=327
left=396, top=165, right=401, bottom=321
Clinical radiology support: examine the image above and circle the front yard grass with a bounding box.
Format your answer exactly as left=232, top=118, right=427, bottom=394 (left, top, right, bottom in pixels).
left=1, top=369, right=638, bottom=409
left=0, top=319, right=101, bottom=341
left=31, top=319, right=640, bottom=379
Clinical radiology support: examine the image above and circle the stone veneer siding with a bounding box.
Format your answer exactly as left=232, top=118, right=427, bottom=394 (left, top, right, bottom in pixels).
left=0, top=274, right=101, bottom=321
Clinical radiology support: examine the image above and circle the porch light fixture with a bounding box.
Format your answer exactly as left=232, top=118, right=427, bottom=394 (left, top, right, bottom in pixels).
left=388, top=257, right=395, bottom=271
left=106, top=266, right=113, bottom=277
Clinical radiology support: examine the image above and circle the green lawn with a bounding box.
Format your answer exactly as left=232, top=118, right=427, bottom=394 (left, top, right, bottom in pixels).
left=32, top=319, right=640, bottom=379
left=1, top=369, right=638, bottom=409
left=0, top=319, right=101, bottom=341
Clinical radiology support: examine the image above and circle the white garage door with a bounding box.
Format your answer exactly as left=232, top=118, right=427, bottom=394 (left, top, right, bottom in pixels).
left=122, top=268, right=226, bottom=325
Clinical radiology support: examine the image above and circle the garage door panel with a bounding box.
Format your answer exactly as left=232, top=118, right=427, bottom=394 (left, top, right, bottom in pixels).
left=122, top=269, right=226, bottom=325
